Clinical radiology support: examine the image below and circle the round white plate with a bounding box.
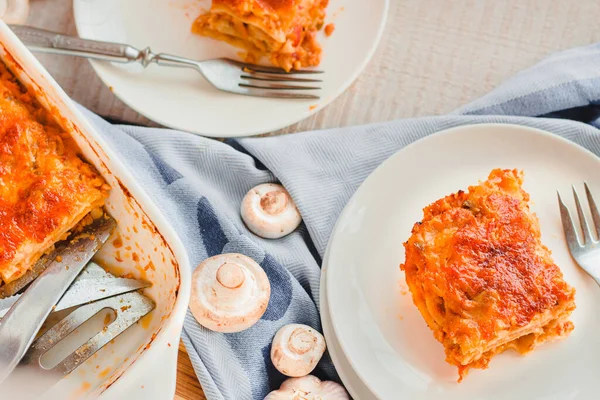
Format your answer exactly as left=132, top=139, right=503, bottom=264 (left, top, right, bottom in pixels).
left=321, top=249, right=376, bottom=400
left=72, top=0, right=389, bottom=137
left=325, top=124, right=600, bottom=400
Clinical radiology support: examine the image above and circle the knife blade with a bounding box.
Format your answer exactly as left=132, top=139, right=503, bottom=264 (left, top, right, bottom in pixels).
left=0, top=216, right=116, bottom=385
left=0, top=276, right=150, bottom=318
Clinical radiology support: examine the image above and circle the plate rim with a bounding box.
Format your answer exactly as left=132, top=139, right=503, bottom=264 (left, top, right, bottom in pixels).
left=72, top=0, right=391, bottom=138
left=321, top=249, right=377, bottom=400
left=323, top=122, right=600, bottom=399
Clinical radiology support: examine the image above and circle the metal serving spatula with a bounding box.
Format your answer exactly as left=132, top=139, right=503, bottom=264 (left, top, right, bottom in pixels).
left=24, top=285, right=154, bottom=376
left=0, top=262, right=150, bottom=318
left=2, top=262, right=155, bottom=398
left=0, top=216, right=156, bottom=397
left=0, top=216, right=117, bottom=384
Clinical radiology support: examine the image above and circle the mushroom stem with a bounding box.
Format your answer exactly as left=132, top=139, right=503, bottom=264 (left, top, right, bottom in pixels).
left=289, top=328, right=317, bottom=355
left=241, top=183, right=302, bottom=239
left=260, top=190, right=289, bottom=215
left=216, top=262, right=245, bottom=289
left=271, top=324, right=326, bottom=377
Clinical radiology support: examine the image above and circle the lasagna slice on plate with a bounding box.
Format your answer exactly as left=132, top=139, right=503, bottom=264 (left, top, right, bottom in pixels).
left=193, top=0, right=329, bottom=71
left=401, top=169, right=576, bottom=381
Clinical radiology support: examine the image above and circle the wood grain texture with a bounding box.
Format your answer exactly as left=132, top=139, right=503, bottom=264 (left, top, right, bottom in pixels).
left=23, top=1, right=600, bottom=399
left=175, top=341, right=207, bottom=400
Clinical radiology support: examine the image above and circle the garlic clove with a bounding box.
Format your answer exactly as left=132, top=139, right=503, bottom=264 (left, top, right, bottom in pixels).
left=271, top=324, right=326, bottom=377
left=317, top=381, right=351, bottom=399
left=264, top=375, right=349, bottom=400
left=241, top=183, right=302, bottom=239
left=189, top=253, right=271, bottom=333
left=0, top=0, right=29, bottom=24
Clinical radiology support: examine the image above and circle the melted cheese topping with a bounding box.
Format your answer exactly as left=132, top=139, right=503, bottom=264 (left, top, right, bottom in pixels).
left=0, top=61, right=108, bottom=284
left=401, top=169, right=576, bottom=381
left=193, top=0, right=328, bottom=71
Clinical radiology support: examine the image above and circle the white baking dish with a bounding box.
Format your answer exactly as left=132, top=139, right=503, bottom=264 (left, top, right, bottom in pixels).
left=0, top=21, right=191, bottom=399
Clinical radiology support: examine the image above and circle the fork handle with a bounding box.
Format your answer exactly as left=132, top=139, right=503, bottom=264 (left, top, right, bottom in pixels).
left=9, top=25, right=204, bottom=71
left=9, top=25, right=142, bottom=63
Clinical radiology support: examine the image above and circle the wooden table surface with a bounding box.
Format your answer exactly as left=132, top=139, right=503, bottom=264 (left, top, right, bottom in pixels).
left=175, top=342, right=207, bottom=400
left=25, top=1, right=600, bottom=399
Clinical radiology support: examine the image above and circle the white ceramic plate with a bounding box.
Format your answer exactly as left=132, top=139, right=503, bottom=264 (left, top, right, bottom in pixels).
left=321, top=249, right=377, bottom=400
left=325, top=124, right=600, bottom=400
left=72, top=0, right=389, bottom=137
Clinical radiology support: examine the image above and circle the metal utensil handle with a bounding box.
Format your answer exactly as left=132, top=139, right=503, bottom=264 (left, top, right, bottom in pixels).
left=0, top=217, right=116, bottom=385
left=9, top=24, right=141, bottom=63
left=9, top=24, right=205, bottom=72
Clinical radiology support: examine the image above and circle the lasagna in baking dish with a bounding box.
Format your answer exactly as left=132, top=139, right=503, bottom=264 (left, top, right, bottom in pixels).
left=401, top=169, right=576, bottom=381
left=0, top=60, right=108, bottom=286
left=193, top=0, right=329, bottom=71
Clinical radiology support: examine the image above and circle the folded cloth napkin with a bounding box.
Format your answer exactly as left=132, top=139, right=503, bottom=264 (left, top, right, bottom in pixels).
left=78, top=42, right=600, bottom=399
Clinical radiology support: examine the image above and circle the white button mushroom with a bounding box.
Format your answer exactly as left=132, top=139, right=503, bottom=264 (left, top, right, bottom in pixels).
left=264, top=375, right=349, bottom=400
left=271, top=324, right=326, bottom=377
left=241, top=183, right=302, bottom=239
left=189, top=253, right=271, bottom=333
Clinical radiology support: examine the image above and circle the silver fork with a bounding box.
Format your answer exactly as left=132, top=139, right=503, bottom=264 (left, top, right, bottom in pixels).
left=557, top=183, right=600, bottom=286
left=9, top=24, right=322, bottom=100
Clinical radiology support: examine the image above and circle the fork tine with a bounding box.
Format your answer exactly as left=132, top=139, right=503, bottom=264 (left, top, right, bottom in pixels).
left=241, top=74, right=323, bottom=83
left=225, top=58, right=325, bottom=74
left=558, top=191, right=582, bottom=252
left=241, top=64, right=324, bottom=75
left=584, top=182, right=600, bottom=239
left=234, top=89, right=320, bottom=99
left=572, top=185, right=594, bottom=245
left=239, top=83, right=321, bottom=90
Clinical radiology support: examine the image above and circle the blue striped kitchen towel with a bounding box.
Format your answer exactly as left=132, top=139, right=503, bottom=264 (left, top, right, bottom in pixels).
left=78, top=41, right=600, bottom=399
